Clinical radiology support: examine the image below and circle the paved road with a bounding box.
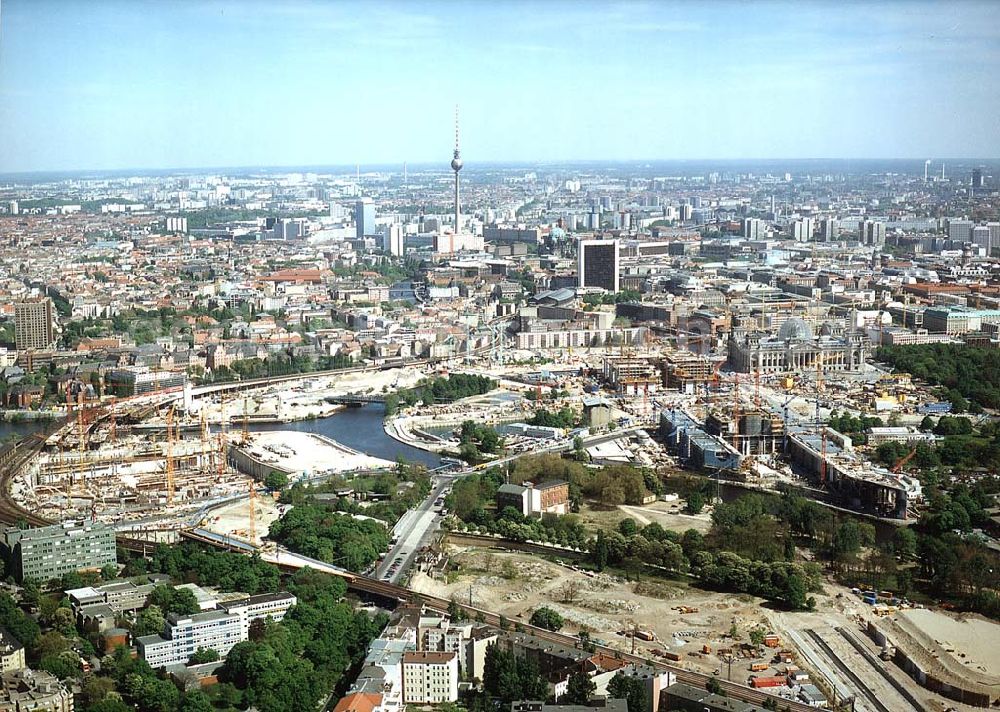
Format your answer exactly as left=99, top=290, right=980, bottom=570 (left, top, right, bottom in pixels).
left=375, top=472, right=459, bottom=584
left=373, top=426, right=651, bottom=584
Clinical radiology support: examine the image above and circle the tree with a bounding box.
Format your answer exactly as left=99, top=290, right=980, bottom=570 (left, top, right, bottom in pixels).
left=749, top=627, right=766, bottom=650
left=685, top=492, right=704, bottom=515
left=189, top=647, right=220, bottom=665
left=448, top=596, right=466, bottom=622
left=529, top=607, right=564, bottom=631
left=608, top=672, right=648, bottom=712
left=134, top=605, right=165, bottom=637
left=179, top=691, right=215, bottom=712
left=893, top=527, right=918, bottom=560
left=147, top=585, right=199, bottom=616
left=81, top=675, right=117, bottom=707
left=706, top=677, right=724, bottom=695
left=265, top=471, right=289, bottom=491
left=40, top=651, right=79, bottom=679
left=564, top=671, right=597, bottom=704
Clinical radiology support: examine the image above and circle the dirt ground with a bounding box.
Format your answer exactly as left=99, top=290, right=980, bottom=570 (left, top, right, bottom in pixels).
left=577, top=500, right=713, bottom=535
left=896, top=608, right=1000, bottom=678
left=410, top=546, right=770, bottom=675
left=411, top=544, right=980, bottom=709
left=201, top=494, right=282, bottom=547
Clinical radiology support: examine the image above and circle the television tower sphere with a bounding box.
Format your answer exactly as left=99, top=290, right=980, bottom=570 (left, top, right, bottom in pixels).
left=451, top=153, right=463, bottom=172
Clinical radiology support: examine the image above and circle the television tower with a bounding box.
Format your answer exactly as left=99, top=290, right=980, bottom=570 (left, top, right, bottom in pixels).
left=450, top=106, right=463, bottom=234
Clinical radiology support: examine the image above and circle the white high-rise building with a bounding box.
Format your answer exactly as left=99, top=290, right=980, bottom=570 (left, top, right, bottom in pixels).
left=382, top=223, right=404, bottom=256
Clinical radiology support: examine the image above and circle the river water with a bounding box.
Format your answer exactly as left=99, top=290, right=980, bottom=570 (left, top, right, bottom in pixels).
left=248, top=403, right=440, bottom=468
left=0, top=404, right=441, bottom=468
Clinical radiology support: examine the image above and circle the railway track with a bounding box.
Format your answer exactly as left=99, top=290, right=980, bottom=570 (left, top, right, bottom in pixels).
left=178, top=528, right=818, bottom=710
left=805, top=629, right=893, bottom=712
left=834, top=626, right=929, bottom=712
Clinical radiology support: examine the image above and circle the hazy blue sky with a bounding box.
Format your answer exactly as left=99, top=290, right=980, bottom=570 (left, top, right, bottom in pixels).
left=1, top=0, right=998, bottom=172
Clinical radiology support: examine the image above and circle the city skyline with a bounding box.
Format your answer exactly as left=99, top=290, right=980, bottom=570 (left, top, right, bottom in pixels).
left=1, top=0, right=999, bottom=173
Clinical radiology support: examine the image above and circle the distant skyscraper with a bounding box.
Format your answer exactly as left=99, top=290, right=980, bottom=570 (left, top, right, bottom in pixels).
left=7, top=200, right=18, bottom=216
left=355, top=198, right=375, bottom=239
left=741, top=218, right=762, bottom=239
left=14, top=297, right=55, bottom=351
left=947, top=219, right=973, bottom=244
left=790, top=218, right=814, bottom=242
left=578, top=239, right=620, bottom=292
left=972, top=168, right=984, bottom=189
left=450, top=107, right=463, bottom=234
left=858, top=220, right=886, bottom=246
left=382, top=223, right=404, bottom=256
left=820, top=218, right=837, bottom=241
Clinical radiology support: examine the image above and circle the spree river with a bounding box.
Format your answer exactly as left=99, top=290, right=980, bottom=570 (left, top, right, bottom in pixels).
left=0, top=404, right=440, bottom=469
left=248, top=403, right=441, bottom=468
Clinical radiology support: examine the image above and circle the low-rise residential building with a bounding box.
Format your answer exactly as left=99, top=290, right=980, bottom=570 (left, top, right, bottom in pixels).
left=0, top=668, right=74, bottom=712
left=401, top=651, right=459, bottom=704
left=0, top=629, right=25, bottom=673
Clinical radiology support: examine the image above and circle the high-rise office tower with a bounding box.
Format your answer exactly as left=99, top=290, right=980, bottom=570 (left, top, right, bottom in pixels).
left=14, top=297, right=55, bottom=350
left=972, top=225, right=991, bottom=252
left=988, top=223, right=1000, bottom=254
left=578, top=239, right=620, bottom=292
left=355, top=198, right=375, bottom=239
left=450, top=107, right=463, bottom=234
left=7, top=200, right=18, bottom=216
left=972, top=168, right=984, bottom=189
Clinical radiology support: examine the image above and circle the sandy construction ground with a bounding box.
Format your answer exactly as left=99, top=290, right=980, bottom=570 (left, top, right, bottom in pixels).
left=896, top=608, right=1000, bottom=678
left=201, top=495, right=282, bottom=547
left=410, top=545, right=768, bottom=675
left=578, top=500, right=712, bottom=535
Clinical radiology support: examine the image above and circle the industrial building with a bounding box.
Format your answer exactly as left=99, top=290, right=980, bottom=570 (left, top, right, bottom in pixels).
left=1, top=520, right=116, bottom=582
left=663, top=682, right=769, bottom=712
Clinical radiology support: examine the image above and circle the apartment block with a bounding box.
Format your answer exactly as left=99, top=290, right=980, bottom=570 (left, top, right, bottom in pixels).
left=1, top=520, right=116, bottom=583
left=402, top=651, right=459, bottom=704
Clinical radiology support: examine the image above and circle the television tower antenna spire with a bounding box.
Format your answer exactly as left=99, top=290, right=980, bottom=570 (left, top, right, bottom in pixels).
left=450, top=105, right=463, bottom=235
